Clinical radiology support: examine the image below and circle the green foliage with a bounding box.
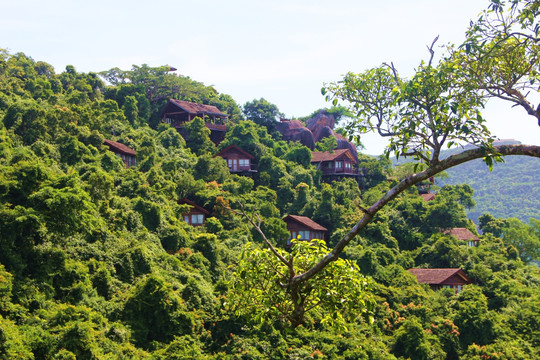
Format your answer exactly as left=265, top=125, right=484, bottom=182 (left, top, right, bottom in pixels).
left=183, top=117, right=215, bottom=156
left=243, top=98, right=283, bottom=133
left=454, top=289, right=496, bottom=352
left=133, top=197, right=161, bottom=231
left=391, top=317, right=444, bottom=360
left=315, top=135, right=337, bottom=152
left=122, top=275, right=199, bottom=348
left=283, top=142, right=312, bottom=167
left=228, top=239, right=374, bottom=328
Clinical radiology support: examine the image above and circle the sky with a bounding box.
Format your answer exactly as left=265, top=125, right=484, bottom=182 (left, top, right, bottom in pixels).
left=1, top=0, right=539, bottom=154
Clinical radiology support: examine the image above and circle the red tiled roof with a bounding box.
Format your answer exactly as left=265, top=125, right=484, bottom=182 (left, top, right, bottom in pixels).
left=420, top=193, right=436, bottom=201
left=104, top=139, right=136, bottom=156
left=168, top=99, right=226, bottom=117
left=311, top=149, right=356, bottom=164
left=215, top=145, right=255, bottom=159
left=408, top=268, right=471, bottom=285
left=283, top=215, right=328, bottom=232
left=443, top=228, right=479, bottom=241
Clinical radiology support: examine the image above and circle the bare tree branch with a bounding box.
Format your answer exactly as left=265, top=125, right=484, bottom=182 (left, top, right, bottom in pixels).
left=227, top=201, right=293, bottom=271
left=427, top=35, right=440, bottom=67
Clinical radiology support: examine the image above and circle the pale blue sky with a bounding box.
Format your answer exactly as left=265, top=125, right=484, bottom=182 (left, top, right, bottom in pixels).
left=2, top=0, right=539, bottom=154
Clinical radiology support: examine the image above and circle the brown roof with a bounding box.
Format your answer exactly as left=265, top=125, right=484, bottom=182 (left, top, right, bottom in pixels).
left=104, top=139, right=136, bottom=156
left=178, top=198, right=210, bottom=215
left=443, top=228, right=479, bottom=241
left=215, top=145, right=255, bottom=159
left=283, top=215, right=328, bottom=232
left=168, top=99, right=226, bottom=117
left=311, top=149, right=357, bottom=164
left=420, top=193, right=436, bottom=201
left=408, top=268, right=471, bottom=285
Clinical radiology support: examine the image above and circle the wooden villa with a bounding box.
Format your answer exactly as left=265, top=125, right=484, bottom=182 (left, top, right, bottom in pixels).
left=178, top=198, right=210, bottom=227
left=443, top=227, right=480, bottom=247
left=104, top=139, right=137, bottom=168
left=408, top=268, right=472, bottom=294
left=420, top=193, right=436, bottom=201
left=311, top=149, right=360, bottom=183
left=215, top=145, right=257, bottom=174
left=283, top=215, right=327, bottom=246
left=161, top=99, right=228, bottom=144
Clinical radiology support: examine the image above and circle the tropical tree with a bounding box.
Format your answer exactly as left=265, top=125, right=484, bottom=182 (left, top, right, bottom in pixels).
left=231, top=0, right=540, bottom=327
left=457, top=0, right=540, bottom=127
left=243, top=98, right=284, bottom=133
left=227, top=239, right=374, bottom=328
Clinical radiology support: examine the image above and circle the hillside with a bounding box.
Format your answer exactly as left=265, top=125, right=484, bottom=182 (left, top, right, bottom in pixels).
left=1, top=49, right=539, bottom=359
left=438, top=153, right=540, bottom=223
left=394, top=140, right=540, bottom=223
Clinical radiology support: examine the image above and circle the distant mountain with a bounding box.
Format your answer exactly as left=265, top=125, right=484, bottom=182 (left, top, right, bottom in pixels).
left=394, top=140, right=540, bottom=223
left=439, top=140, right=539, bottom=223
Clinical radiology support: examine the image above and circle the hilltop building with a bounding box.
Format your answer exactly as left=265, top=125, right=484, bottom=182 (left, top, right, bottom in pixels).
left=161, top=99, right=228, bottom=144
left=443, top=227, right=480, bottom=247
left=420, top=193, right=436, bottom=201
left=178, top=198, right=210, bottom=226
left=104, top=139, right=137, bottom=168
left=283, top=215, right=327, bottom=245
left=311, top=149, right=363, bottom=184
left=408, top=268, right=472, bottom=294
left=215, top=145, right=257, bottom=174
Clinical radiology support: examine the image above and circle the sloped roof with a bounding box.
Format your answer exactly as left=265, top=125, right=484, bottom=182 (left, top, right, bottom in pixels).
left=215, top=145, right=255, bottom=159
left=178, top=198, right=210, bottom=215
left=420, top=193, right=436, bottom=201
left=168, top=99, right=226, bottom=117
left=408, top=268, right=471, bottom=285
left=104, top=139, right=136, bottom=156
left=283, top=215, right=328, bottom=232
left=311, top=149, right=357, bottom=164
left=443, top=227, right=480, bottom=241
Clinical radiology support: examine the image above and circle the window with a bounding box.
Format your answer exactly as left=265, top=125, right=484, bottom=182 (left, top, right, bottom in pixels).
left=239, top=159, right=250, bottom=168
left=299, top=230, right=310, bottom=240
left=288, top=231, right=297, bottom=246
left=335, top=161, right=343, bottom=168
left=228, top=159, right=238, bottom=171
left=183, top=214, right=204, bottom=225
left=191, top=214, right=204, bottom=225
left=345, top=162, right=351, bottom=169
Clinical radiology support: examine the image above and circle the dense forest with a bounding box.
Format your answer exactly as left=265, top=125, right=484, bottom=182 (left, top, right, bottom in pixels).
left=0, top=45, right=539, bottom=359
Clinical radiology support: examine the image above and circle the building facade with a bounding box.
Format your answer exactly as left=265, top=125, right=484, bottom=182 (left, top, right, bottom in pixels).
left=104, top=139, right=137, bottom=168
left=215, top=145, right=257, bottom=174
left=283, top=215, right=328, bottom=246
left=161, top=99, right=228, bottom=144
